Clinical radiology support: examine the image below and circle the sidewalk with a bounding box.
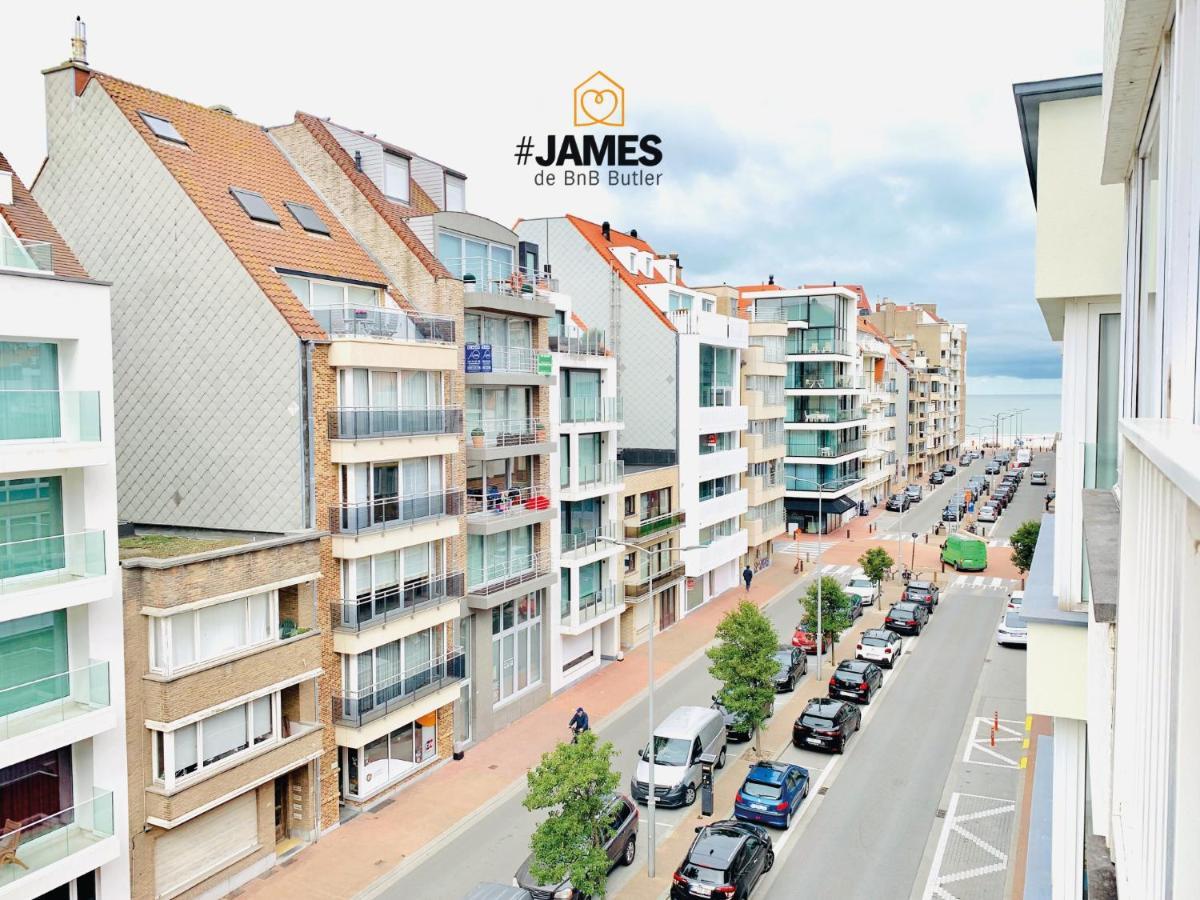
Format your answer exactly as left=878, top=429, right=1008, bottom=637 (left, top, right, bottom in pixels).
left=238, top=559, right=805, bottom=899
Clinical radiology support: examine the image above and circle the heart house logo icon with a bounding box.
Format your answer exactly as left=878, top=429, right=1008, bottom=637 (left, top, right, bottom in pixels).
left=574, top=71, right=625, bottom=127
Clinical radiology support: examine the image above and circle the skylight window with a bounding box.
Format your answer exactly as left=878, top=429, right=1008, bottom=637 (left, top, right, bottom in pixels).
left=285, top=202, right=331, bottom=236
left=230, top=188, right=280, bottom=225
left=139, top=111, right=187, bottom=145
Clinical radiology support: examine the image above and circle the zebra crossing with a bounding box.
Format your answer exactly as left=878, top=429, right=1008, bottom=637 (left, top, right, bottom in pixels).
left=806, top=564, right=1018, bottom=593
left=874, top=531, right=1012, bottom=548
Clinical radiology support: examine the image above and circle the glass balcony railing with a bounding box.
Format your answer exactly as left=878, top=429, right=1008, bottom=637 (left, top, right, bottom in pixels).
left=329, top=489, right=462, bottom=535
left=572, top=460, right=625, bottom=490
left=0, top=789, right=114, bottom=890
left=795, top=408, right=867, bottom=424
left=624, top=510, right=685, bottom=540
left=574, top=585, right=621, bottom=625
left=329, top=407, right=463, bottom=440
left=443, top=257, right=557, bottom=296
left=0, top=391, right=101, bottom=442
left=701, top=386, right=736, bottom=407
left=466, top=483, right=551, bottom=518
left=561, top=522, right=620, bottom=555
left=310, top=306, right=455, bottom=343
left=0, top=530, right=107, bottom=595
left=332, top=573, right=465, bottom=633
left=787, top=338, right=856, bottom=356
left=787, top=437, right=866, bottom=458
left=0, top=660, right=110, bottom=741
left=0, top=236, right=53, bottom=272
left=549, top=323, right=609, bottom=356
left=468, top=551, right=551, bottom=595
left=561, top=396, right=623, bottom=424
left=463, top=345, right=546, bottom=375
left=334, top=649, right=466, bottom=727
left=785, top=375, right=865, bottom=391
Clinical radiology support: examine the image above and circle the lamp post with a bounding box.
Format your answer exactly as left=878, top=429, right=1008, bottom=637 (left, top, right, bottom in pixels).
left=597, top=535, right=700, bottom=879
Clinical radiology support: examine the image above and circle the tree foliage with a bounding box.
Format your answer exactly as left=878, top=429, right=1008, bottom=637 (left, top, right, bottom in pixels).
left=800, top=576, right=853, bottom=663
left=707, top=600, right=780, bottom=752
left=858, top=546, right=894, bottom=587
left=523, top=731, right=621, bottom=897
left=1010, top=519, right=1041, bottom=574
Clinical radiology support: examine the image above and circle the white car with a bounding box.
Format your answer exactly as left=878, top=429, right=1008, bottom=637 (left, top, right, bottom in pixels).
left=1030, top=470, right=1048, bottom=485
left=855, top=628, right=903, bottom=668
left=844, top=573, right=882, bottom=607
left=1006, top=590, right=1024, bottom=612
left=996, top=611, right=1028, bottom=647
left=977, top=504, right=999, bottom=523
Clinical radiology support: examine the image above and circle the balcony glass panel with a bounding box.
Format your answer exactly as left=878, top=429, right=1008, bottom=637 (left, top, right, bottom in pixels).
left=0, top=660, right=110, bottom=741
left=0, top=789, right=114, bottom=889
left=0, top=236, right=53, bottom=272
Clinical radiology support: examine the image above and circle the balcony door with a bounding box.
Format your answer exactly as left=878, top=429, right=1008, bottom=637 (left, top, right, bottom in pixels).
left=0, top=476, right=65, bottom=581
left=0, top=341, right=61, bottom=441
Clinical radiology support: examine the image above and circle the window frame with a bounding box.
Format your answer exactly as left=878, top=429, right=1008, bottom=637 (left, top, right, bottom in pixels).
left=147, top=591, right=280, bottom=677
left=151, top=692, right=280, bottom=791
left=229, top=187, right=281, bottom=225
left=138, top=111, right=187, bottom=145
left=383, top=152, right=411, bottom=204
left=284, top=201, right=331, bottom=236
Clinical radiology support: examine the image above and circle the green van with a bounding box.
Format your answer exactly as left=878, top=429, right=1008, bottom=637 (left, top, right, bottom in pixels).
left=941, top=534, right=988, bottom=571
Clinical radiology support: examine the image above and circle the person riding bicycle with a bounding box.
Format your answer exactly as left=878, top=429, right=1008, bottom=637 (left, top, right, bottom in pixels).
left=568, top=707, right=590, bottom=741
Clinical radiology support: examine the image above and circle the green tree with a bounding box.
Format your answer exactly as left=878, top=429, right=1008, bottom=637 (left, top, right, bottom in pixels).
left=857, top=546, right=894, bottom=590
left=707, top=600, right=780, bottom=754
left=1010, top=520, right=1041, bottom=574
left=800, top=576, right=854, bottom=663
left=523, top=731, right=622, bottom=897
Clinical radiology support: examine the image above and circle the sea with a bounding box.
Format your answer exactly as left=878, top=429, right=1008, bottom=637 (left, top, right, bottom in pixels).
left=967, top=393, right=1062, bottom=441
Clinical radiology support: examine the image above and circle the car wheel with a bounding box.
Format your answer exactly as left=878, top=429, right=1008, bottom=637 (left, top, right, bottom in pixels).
left=620, top=835, right=636, bottom=866
left=784, top=809, right=792, bottom=830
left=716, top=746, right=727, bottom=769
left=788, top=676, right=796, bottom=691
left=764, top=850, right=775, bottom=872
left=684, top=783, right=697, bottom=806
left=862, top=689, right=871, bottom=706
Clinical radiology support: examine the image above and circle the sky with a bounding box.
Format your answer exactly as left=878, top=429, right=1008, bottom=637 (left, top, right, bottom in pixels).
left=1, top=1, right=1100, bottom=392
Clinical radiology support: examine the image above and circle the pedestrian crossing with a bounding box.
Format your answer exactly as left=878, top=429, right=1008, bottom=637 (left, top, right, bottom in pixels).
left=805, top=564, right=1018, bottom=593
left=873, top=531, right=1011, bottom=548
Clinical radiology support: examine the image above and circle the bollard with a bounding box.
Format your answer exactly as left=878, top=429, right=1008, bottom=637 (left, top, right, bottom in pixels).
left=994, top=710, right=999, bottom=731
left=846, top=529, right=851, bottom=539
left=990, top=725, right=996, bottom=748
left=925, top=534, right=929, bottom=545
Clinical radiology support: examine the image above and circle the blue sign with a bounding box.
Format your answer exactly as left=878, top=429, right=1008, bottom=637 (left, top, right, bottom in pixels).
left=465, top=343, right=493, bottom=374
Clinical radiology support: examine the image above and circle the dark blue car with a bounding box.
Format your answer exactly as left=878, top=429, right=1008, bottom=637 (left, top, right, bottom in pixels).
left=733, top=761, right=810, bottom=829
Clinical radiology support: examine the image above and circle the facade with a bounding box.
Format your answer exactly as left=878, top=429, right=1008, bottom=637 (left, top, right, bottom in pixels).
left=515, top=217, right=749, bottom=611
left=0, top=153, right=129, bottom=897
left=617, top=465, right=686, bottom=647
left=121, top=531, right=324, bottom=899
left=856, top=318, right=910, bottom=503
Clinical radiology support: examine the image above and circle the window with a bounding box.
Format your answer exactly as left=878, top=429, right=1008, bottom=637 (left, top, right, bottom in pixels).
left=285, top=202, right=331, bottom=236
left=699, top=432, right=737, bottom=454
left=699, top=346, right=735, bottom=406
left=701, top=297, right=714, bottom=312
left=149, top=592, right=277, bottom=675
left=668, top=291, right=692, bottom=312
left=0, top=611, right=69, bottom=717
left=445, top=174, right=466, bottom=212
left=282, top=274, right=382, bottom=310
left=624, top=495, right=636, bottom=517
left=229, top=188, right=280, bottom=225
left=384, top=152, right=411, bottom=203
left=139, top=111, right=187, bottom=145
left=0, top=342, right=61, bottom=441
left=438, top=233, right=514, bottom=283
left=0, top=475, right=64, bottom=579
left=491, top=594, right=542, bottom=704
left=468, top=526, right=534, bottom=587
left=698, top=517, right=738, bottom=545
left=699, top=475, right=737, bottom=501
left=154, top=693, right=278, bottom=787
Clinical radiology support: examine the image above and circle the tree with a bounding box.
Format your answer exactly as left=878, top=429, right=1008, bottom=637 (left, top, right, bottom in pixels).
left=523, top=731, right=622, bottom=898
left=858, top=546, right=894, bottom=589
left=1010, top=520, right=1041, bottom=574
left=707, top=600, right=780, bottom=754
left=800, top=576, right=853, bottom=664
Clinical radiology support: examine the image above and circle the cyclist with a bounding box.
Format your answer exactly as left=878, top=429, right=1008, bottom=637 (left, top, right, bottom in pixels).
left=568, top=706, right=590, bottom=742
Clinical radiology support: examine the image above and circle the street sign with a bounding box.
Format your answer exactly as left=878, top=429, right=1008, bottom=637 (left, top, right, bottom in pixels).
left=537, top=353, right=553, bottom=376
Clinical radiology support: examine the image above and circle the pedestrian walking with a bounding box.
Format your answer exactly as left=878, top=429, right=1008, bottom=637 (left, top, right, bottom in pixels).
left=742, top=564, right=754, bottom=593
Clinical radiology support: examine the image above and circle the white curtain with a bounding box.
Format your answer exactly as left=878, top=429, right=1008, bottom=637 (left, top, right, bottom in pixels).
left=252, top=695, right=272, bottom=743
left=171, top=612, right=196, bottom=668
left=202, top=705, right=248, bottom=764
left=248, top=593, right=271, bottom=643
left=173, top=723, right=198, bottom=775
left=199, top=599, right=246, bottom=661
left=372, top=371, right=398, bottom=409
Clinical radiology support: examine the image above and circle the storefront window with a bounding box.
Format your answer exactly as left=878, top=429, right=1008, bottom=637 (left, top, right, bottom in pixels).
left=491, top=593, right=542, bottom=704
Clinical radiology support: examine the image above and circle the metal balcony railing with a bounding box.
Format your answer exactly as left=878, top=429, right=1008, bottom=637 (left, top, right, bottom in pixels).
left=333, top=649, right=466, bottom=727
left=310, top=306, right=455, bottom=343
left=466, top=483, right=551, bottom=518
left=331, top=573, right=465, bottom=633
left=787, top=338, right=856, bottom=356
left=624, top=510, right=685, bottom=540
left=443, top=257, right=558, bottom=295
left=463, top=345, right=543, bottom=375
left=561, top=522, right=620, bottom=555
left=467, top=551, right=551, bottom=595
left=329, top=489, right=462, bottom=535
left=797, top=408, right=867, bottom=424
left=0, top=236, right=53, bottom=272
left=329, top=407, right=462, bottom=440
left=467, top=416, right=550, bottom=448
left=561, top=396, right=623, bottom=424
left=549, top=324, right=609, bottom=356
left=785, top=375, right=865, bottom=391
left=624, top=563, right=687, bottom=598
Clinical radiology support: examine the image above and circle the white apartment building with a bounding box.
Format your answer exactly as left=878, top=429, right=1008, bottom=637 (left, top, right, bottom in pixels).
left=0, top=157, right=129, bottom=897
left=515, top=218, right=749, bottom=611
left=856, top=320, right=909, bottom=502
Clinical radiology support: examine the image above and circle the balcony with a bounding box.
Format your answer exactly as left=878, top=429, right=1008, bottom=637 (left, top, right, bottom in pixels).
left=624, top=510, right=685, bottom=541
left=562, top=460, right=625, bottom=498
left=0, top=789, right=116, bottom=892
left=311, top=305, right=455, bottom=344
left=467, top=417, right=553, bottom=460
left=785, top=375, right=865, bottom=391
left=786, top=338, right=856, bottom=357
left=463, top=345, right=552, bottom=384
left=466, top=482, right=554, bottom=535
left=329, top=407, right=463, bottom=440
left=0, top=661, right=111, bottom=764
left=466, top=551, right=554, bottom=609
left=333, top=649, right=466, bottom=728
left=332, top=572, right=465, bottom=634
left=667, top=307, right=749, bottom=344
left=561, top=522, right=622, bottom=560
left=445, top=257, right=556, bottom=318
left=0, top=530, right=107, bottom=602
left=0, top=236, right=53, bottom=273
left=795, top=408, right=867, bottom=425
left=562, top=585, right=623, bottom=633
left=549, top=324, right=610, bottom=357
left=624, top=563, right=687, bottom=598
left=700, top=386, right=737, bottom=407
left=329, top=489, right=462, bottom=536
left=561, top=396, right=623, bottom=426
left=786, top=437, right=865, bottom=459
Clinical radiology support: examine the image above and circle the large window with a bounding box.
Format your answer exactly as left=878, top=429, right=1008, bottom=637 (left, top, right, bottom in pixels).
left=341, top=623, right=448, bottom=717
left=0, top=476, right=64, bottom=580
left=699, top=345, right=735, bottom=406
left=153, top=693, right=276, bottom=788
left=699, top=475, right=737, bottom=501
left=342, top=540, right=448, bottom=626
left=699, top=432, right=737, bottom=454
left=438, top=232, right=515, bottom=285
left=338, top=456, right=447, bottom=531
left=698, top=517, right=738, bottom=546
left=344, top=713, right=439, bottom=799
left=281, top=274, right=382, bottom=311
left=0, top=342, right=61, bottom=441
left=384, top=152, right=411, bottom=203
left=150, top=592, right=277, bottom=675
left=0, top=611, right=68, bottom=717
left=466, top=386, right=532, bottom=433
left=0, top=748, right=72, bottom=837
left=639, top=487, right=670, bottom=520
left=491, top=594, right=542, bottom=704
left=468, top=526, right=534, bottom=587
left=445, top=174, right=466, bottom=212
left=339, top=368, right=443, bottom=410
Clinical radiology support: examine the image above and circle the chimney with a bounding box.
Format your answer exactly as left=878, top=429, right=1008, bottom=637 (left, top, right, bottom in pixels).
left=354, top=150, right=363, bottom=172
left=629, top=228, right=638, bottom=239
left=768, top=274, right=774, bottom=285
left=70, top=17, right=88, bottom=65
left=601, top=221, right=611, bottom=240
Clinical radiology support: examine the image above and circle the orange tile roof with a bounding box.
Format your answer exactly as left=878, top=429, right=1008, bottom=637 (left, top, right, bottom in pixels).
left=0, top=151, right=89, bottom=279
left=857, top=317, right=911, bottom=366
left=90, top=71, right=408, bottom=340
left=564, top=215, right=676, bottom=331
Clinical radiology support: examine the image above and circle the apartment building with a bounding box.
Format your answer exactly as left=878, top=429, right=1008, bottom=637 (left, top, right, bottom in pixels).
left=867, top=302, right=967, bottom=476
left=617, top=465, right=686, bottom=646
left=742, top=287, right=865, bottom=533
left=0, top=154, right=129, bottom=897
left=120, top=530, right=323, bottom=899
left=856, top=319, right=910, bottom=502
left=34, top=57, right=465, bottom=829
left=515, top=217, right=749, bottom=610
left=271, top=115, right=562, bottom=741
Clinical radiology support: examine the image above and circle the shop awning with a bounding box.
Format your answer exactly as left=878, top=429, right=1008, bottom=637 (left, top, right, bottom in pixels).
left=785, top=495, right=857, bottom=516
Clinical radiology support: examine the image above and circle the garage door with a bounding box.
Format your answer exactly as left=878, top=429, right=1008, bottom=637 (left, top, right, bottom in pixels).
left=155, top=790, right=258, bottom=899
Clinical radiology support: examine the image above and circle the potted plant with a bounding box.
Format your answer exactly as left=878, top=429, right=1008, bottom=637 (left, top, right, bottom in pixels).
left=471, top=426, right=485, bottom=448
left=534, top=421, right=547, bottom=442
left=462, top=272, right=476, bottom=286
left=280, top=618, right=298, bottom=640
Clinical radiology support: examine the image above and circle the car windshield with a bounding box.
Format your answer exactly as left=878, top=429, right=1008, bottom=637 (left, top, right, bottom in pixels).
left=862, top=635, right=890, bottom=647
left=800, top=714, right=836, bottom=729
left=849, top=578, right=873, bottom=588
left=833, top=671, right=861, bottom=683
left=772, top=650, right=793, bottom=666
left=646, top=736, right=690, bottom=766
left=1004, top=612, right=1027, bottom=630
left=742, top=779, right=783, bottom=800
left=890, top=610, right=914, bottom=620
left=683, top=864, right=727, bottom=885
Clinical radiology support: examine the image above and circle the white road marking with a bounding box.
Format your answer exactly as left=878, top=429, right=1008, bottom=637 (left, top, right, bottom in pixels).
left=921, top=793, right=1015, bottom=900
left=962, top=717, right=1025, bottom=768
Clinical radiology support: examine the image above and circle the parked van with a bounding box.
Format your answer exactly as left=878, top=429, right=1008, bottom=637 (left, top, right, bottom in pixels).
left=1015, top=448, right=1032, bottom=467
left=941, top=533, right=988, bottom=571
left=631, top=706, right=727, bottom=807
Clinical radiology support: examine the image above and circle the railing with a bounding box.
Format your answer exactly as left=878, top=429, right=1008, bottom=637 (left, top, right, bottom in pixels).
left=329, top=489, right=462, bottom=535
left=463, top=344, right=543, bottom=375
left=787, top=437, right=866, bottom=458
left=549, top=324, right=609, bottom=356
left=561, top=396, right=623, bottom=424
left=329, top=407, right=462, bottom=440
left=787, top=338, right=856, bottom=356
left=798, top=408, right=866, bottom=424
left=561, top=522, right=620, bottom=555
left=785, top=375, right=865, bottom=391
left=331, top=572, right=464, bottom=633
left=624, top=510, right=685, bottom=540
left=575, top=585, right=621, bottom=625
left=0, top=530, right=107, bottom=594
left=466, top=483, right=551, bottom=518
left=0, top=391, right=101, bottom=442
left=467, top=551, right=551, bottom=595
left=624, top=563, right=688, bottom=598
left=310, top=306, right=455, bottom=343
left=571, top=460, right=625, bottom=490
left=750, top=306, right=789, bottom=323
left=0, top=789, right=114, bottom=889
left=333, top=649, right=466, bottom=727
left=443, top=257, right=557, bottom=296
left=0, top=236, right=53, bottom=272
left=700, top=386, right=736, bottom=407
left=668, top=307, right=748, bottom=341
left=0, top=660, right=110, bottom=741
left=467, top=416, right=550, bottom=448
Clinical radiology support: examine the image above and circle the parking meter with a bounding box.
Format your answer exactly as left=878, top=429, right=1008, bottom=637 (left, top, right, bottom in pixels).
left=698, top=752, right=718, bottom=817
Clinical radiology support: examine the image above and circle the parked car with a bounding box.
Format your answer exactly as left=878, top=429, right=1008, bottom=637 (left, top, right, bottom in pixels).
left=885, top=492, right=911, bottom=512
left=941, top=534, right=988, bottom=571
left=671, top=820, right=774, bottom=900
left=985, top=461, right=1002, bottom=475
left=996, top=611, right=1029, bottom=647
left=929, top=471, right=945, bottom=485
left=468, top=885, right=533, bottom=900
left=845, top=573, right=882, bottom=607
left=1006, top=468, right=1025, bottom=482
left=856, top=628, right=903, bottom=668
left=515, top=794, right=638, bottom=897
left=941, top=505, right=963, bottom=522
left=977, top=503, right=999, bottom=523
left=632, top=707, right=727, bottom=807
left=733, top=761, right=810, bottom=829
left=828, top=659, right=884, bottom=704
left=792, top=698, right=862, bottom=753
left=1007, top=590, right=1025, bottom=612
left=904, top=484, right=923, bottom=503
left=901, top=580, right=940, bottom=610
left=941, top=463, right=957, bottom=475
left=792, top=625, right=833, bottom=655
left=968, top=475, right=988, bottom=494
left=712, top=695, right=774, bottom=743
left=885, top=601, right=929, bottom=635
left=959, top=454, right=971, bottom=467
left=995, top=452, right=1011, bottom=465
left=772, top=646, right=807, bottom=692
left=1030, top=470, right=1048, bottom=485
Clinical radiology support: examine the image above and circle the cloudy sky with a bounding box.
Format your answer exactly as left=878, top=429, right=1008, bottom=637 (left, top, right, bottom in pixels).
left=3, top=1, right=1100, bottom=393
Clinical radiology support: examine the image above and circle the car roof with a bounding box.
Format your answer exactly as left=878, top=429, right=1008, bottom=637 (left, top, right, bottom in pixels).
left=891, top=601, right=920, bottom=612
left=837, top=659, right=872, bottom=672
left=689, top=826, right=749, bottom=868
left=863, top=628, right=895, bottom=639
left=804, top=697, right=846, bottom=715
left=908, top=580, right=933, bottom=589
left=654, top=706, right=720, bottom=738
left=746, top=761, right=794, bottom=785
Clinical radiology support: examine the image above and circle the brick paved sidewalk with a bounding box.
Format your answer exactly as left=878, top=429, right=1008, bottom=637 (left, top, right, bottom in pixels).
left=238, top=558, right=807, bottom=899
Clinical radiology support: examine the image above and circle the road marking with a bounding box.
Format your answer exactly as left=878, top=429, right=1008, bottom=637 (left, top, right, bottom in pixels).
left=962, top=717, right=1025, bottom=768
left=921, top=793, right=1016, bottom=900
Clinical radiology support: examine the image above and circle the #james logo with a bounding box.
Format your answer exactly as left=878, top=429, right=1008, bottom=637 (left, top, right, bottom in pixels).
left=574, top=71, right=624, bottom=127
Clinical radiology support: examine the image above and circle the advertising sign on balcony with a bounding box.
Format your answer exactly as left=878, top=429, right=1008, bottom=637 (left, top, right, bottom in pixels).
left=536, top=353, right=553, bottom=376
left=465, top=343, right=493, bottom=374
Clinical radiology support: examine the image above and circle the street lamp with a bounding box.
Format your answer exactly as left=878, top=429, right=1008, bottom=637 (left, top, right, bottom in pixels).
left=597, top=535, right=701, bottom=879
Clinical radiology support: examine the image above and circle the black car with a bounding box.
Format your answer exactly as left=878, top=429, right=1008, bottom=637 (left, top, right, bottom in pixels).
left=772, top=646, right=807, bottom=692
left=827, top=659, right=884, bottom=704
left=516, top=794, right=639, bottom=897
left=941, top=463, right=956, bottom=475
left=904, top=484, right=923, bottom=503
left=671, top=820, right=774, bottom=900
left=792, top=698, right=862, bottom=754
left=902, top=580, right=940, bottom=611
left=984, top=462, right=1001, bottom=475
left=885, top=492, right=911, bottom=512
left=929, top=471, right=945, bottom=485
left=713, top=695, right=773, bottom=743
left=941, top=505, right=963, bottom=522
left=885, top=601, right=929, bottom=635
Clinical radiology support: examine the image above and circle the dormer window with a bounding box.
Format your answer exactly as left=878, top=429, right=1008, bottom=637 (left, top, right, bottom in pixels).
left=445, top=175, right=466, bottom=212
left=285, top=202, right=331, bottom=236
left=645, top=259, right=653, bottom=277
left=384, top=152, right=410, bottom=204
left=230, top=188, right=280, bottom=225
left=139, top=111, right=187, bottom=145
